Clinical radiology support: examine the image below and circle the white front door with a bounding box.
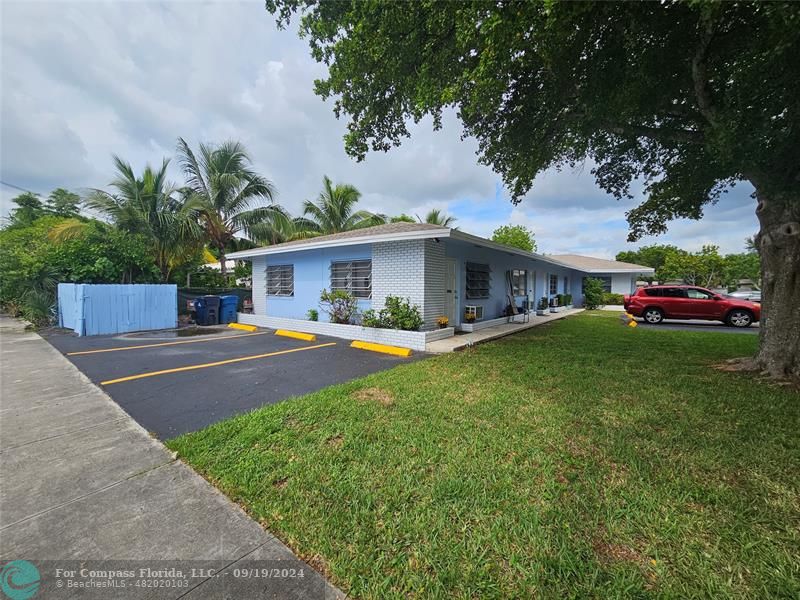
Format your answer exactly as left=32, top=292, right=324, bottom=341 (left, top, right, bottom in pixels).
left=445, top=258, right=457, bottom=324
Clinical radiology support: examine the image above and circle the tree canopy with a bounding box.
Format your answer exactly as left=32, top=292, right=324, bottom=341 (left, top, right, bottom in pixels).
left=267, top=0, right=800, bottom=378
left=491, top=224, right=536, bottom=252
left=267, top=0, right=798, bottom=238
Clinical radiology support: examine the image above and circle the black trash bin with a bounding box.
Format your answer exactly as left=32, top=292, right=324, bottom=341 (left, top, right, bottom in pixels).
left=202, top=295, right=221, bottom=326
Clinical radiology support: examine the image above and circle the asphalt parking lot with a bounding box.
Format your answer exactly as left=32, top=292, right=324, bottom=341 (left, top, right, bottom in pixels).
left=45, top=327, right=420, bottom=439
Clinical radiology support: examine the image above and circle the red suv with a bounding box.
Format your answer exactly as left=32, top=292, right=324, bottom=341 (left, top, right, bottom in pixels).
left=623, top=286, right=761, bottom=328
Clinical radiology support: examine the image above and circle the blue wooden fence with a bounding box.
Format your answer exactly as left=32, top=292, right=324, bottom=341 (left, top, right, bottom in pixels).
left=58, top=284, right=177, bottom=336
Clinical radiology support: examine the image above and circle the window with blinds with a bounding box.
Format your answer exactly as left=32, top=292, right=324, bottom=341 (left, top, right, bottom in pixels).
left=330, top=260, right=372, bottom=298
left=266, top=264, right=294, bottom=296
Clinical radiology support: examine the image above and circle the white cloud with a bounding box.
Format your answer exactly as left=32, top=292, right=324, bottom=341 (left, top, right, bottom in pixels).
left=0, top=0, right=759, bottom=256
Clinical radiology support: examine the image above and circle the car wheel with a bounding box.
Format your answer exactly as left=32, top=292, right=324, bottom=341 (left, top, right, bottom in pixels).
left=643, top=308, right=664, bottom=324
left=727, top=309, right=753, bottom=328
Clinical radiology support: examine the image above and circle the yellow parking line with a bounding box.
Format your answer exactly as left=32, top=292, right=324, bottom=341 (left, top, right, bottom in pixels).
left=66, top=331, right=270, bottom=356
left=100, top=342, right=337, bottom=386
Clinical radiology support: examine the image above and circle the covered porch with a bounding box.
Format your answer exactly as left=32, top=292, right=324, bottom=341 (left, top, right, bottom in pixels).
left=426, top=307, right=584, bottom=353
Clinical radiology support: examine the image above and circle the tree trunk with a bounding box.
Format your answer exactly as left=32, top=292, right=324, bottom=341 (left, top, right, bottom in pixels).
left=219, top=249, right=227, bottom=278
left=753, top=186, right=800, bottom=380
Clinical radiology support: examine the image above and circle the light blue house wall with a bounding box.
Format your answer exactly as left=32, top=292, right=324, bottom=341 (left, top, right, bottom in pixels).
left=58, top=283, right=177, bottom=336
left=443, top=239, right=581, bottom=320
left=262, top=243, right=373, bottom=321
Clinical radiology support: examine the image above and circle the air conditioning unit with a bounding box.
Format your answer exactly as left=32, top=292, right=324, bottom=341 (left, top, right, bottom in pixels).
left=464, top=305, right=484, bottom=320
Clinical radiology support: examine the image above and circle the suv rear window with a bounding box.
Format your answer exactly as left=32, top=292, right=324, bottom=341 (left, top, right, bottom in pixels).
left=662, top=288, right=687, bottom=298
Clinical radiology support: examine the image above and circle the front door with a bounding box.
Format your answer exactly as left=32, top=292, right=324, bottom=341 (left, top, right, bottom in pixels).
left=445, top=258, right=457, bottom=324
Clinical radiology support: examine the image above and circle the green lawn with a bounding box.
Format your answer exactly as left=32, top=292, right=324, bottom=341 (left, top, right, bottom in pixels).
left=168, top=313, right=799, bottom=598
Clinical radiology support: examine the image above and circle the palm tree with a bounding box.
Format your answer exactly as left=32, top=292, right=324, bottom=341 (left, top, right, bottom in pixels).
left=417, top=208, right=457, bottom=228
left=297, top=175, right=386, bottom=235
left=84, top=156, right=202, bottom=282
left=177, top=137, right=281, bottom=276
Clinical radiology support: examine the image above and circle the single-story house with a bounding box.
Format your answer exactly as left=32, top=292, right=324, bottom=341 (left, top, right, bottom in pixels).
left=227, top=223, right=653, bottom=350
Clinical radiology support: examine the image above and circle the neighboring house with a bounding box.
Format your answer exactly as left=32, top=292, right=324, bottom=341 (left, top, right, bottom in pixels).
left=227, top=223, right=653, bottom=341
left=545, top=254, right=657, bottom=297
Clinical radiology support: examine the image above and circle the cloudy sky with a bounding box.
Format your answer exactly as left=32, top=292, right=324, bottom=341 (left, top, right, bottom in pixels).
left=1, top=1, right=757, bottom=257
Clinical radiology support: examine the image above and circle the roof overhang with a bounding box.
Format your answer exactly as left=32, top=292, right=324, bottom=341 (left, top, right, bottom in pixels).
left=227, top=227, right=656, bottom=275
left=226, top=228, right=449, bottom=259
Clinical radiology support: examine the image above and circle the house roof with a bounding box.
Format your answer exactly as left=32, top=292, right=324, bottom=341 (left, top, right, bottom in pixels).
left=226, top=222, right=654, bottom=275
left=226, top=222, right=450, bottom=259
left=547, top=254, right=655, bottom=274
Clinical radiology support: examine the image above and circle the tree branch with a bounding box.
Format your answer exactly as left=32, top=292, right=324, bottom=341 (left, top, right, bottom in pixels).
left=607, top=123, right=704, bottom=145
left=691, top=15, right=719, bottom=127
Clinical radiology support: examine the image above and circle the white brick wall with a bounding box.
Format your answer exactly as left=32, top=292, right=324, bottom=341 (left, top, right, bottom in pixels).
left=372, top=239, right=446, bottom=330
left=250, top=256, right=267, bottom=316
left=423, top=239, right=446, bottom=326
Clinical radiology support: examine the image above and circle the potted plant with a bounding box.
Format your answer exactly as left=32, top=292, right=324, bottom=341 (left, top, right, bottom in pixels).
left=436, top=316, right=449, bottom=329
left=536, top=297, right=548, bottom=316
left=564, top=294, right=573, bottom=309
left=464, top=312, right=476, bottom=324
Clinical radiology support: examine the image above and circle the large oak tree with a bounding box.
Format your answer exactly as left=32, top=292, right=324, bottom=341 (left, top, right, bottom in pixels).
left=266, top=0, right=800, bottom=378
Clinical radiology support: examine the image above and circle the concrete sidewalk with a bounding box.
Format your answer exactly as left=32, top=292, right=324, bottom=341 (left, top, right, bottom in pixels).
left=426, top=308, right=584, bottom=353
left=0, top=316, right=342, bottom=599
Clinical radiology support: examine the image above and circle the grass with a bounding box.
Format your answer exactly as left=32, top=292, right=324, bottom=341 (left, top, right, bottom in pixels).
left=168, top=313, right=800, bottom=598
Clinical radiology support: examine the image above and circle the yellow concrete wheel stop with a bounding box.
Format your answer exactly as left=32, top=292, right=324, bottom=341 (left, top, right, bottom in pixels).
left=228, top=323, right=258, bottom=332
left=275, top=329, right=317, bottom=342
left=351, top=340, right=412, bottom=357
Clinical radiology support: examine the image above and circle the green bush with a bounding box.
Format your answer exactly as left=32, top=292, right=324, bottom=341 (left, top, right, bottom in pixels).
left=0, top=217, right=159, bottom=326
left=582, top=278, right=605, bottom=310
left=362, top=296, right=423, bottom=331
left=602, top=292, right=625, bottom=305
left=319, top=289, right=359, bottom=324
left=307, top=309, right=319, bottom=321
left=563, top=293, right=573, bottom=305
left=537, top=296, right=549, bottom=310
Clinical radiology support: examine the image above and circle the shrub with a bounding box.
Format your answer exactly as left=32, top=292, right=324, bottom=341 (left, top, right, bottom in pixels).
left=602, top=292, right=625, bottom=305
left=319, top=289, right=359, bottom=324
left=583, top=278, right=605, bottom=309
left=306, top=308, right=319, bottom=321
left=537, top=297, right=549, bottom=310
left=362, top=296, right=423, bottom=331
left=564, top=293, right=573, bottom=305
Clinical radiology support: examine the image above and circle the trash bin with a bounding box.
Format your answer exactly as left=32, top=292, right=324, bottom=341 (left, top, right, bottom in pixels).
left=202, top=295, right=221, bottom=326
left=219, top=295, right=239, bottom=324
left=191, top=297, right=208, bottom=325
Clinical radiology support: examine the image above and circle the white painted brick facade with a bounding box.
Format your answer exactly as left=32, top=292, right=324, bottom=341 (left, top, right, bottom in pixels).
left=372, top=239, right=446, bottom=330
left=423, top=239, right=446, bottom=326
left=250, top=256, right=267, bottom=316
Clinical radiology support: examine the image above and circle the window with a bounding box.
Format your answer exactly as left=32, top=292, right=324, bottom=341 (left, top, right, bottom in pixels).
left=511, top=269, right=527, bottom=295
left=549, top=274, right=558, bottom=295
left=686, top=288, right=713, bottom=300
left=466, top=263, right=491, bottom=299
left=563, top=276, right=570, bottom=293
left=330, top=259, right=372, bottom=298
left=661, top=287, right=687, bottom=298
left=644, top=288, right=662, bottom=297
left=266, top=264, right=293, bottom=296
left=582, top=276, right=612, bottom=293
